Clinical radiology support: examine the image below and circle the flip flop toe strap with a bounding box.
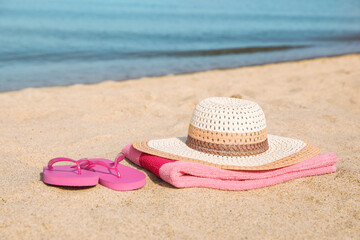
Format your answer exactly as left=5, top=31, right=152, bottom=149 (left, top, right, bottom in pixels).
left=86, top=153, right=125, bottom=178
left=48, top=157, right=90, bottom=175
left=47, top=154, right=125, bottom=177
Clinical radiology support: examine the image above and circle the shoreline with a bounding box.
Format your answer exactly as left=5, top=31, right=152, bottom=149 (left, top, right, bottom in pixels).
left=1, top=52, right=360, bottom=94
left=0, top=54, right=359, bottom=239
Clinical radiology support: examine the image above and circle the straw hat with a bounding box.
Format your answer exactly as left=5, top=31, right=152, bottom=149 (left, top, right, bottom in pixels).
left=133, top=97, right=320, bottom=170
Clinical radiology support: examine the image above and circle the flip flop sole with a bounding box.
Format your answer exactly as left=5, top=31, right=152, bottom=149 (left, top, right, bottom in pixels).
left=43, top=166, right=99, bottom=187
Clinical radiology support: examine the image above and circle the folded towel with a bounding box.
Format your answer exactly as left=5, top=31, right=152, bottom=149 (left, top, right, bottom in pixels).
left=122, top=144, right=337, bottom=190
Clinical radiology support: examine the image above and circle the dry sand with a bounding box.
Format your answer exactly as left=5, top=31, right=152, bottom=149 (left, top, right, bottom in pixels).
left=0, top=54, right=359, bottom=239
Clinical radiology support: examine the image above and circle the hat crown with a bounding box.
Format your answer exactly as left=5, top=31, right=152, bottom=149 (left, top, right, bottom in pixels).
left=190, top=97, right=267, bottom=133
left=186, top=97, right=269, bottom=156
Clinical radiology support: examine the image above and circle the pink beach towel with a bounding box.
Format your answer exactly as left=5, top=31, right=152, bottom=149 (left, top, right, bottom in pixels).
left=122, top=144, right=337, bottom=190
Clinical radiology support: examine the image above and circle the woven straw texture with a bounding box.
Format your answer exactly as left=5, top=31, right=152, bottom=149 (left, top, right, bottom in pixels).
left=133, top=97, right=321, bottom=170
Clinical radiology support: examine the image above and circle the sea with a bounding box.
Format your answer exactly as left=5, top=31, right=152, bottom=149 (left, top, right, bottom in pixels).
left=1, top=0, right=360, bottom=92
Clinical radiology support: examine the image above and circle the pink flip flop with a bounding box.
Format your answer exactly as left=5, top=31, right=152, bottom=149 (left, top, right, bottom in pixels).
left=43, top=158, right=99, bottom=187
left=84, top=153, right=146, bottom=191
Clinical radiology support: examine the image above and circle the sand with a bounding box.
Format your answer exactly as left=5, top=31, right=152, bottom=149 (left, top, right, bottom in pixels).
left=0, top=54, right=359, bottom=239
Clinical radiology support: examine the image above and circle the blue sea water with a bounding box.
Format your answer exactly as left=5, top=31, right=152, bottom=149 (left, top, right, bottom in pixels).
left=0, top=0, right=360, bottom=92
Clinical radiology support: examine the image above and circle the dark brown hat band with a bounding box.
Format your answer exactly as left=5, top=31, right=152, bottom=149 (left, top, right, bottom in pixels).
left=186, top=136, right=269, bottom=156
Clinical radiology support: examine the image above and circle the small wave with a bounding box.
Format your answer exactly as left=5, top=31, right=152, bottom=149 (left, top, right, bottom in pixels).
left=141, top=45, right=308, bottom=57
left=0, top=45, right=308, bottom=64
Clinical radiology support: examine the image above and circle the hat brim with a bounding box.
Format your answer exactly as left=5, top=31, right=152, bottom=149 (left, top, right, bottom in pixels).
left=133, top=134, right=320, bottom=170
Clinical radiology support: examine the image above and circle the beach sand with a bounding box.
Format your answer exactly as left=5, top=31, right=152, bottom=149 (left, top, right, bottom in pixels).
left=0, top=54, right=359, bottom=239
